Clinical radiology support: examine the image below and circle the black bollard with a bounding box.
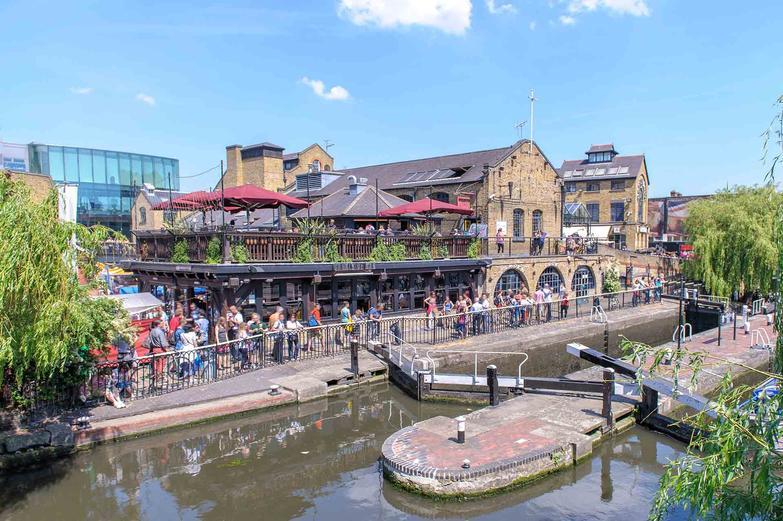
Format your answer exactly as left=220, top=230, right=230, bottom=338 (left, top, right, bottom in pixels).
left=487, top=364, right=500, bottom=406
left=456, top=416, right=466, bottom=444
left=602, top=368, right=615, bottom=429
left=350, top=340, right=359, bottom=380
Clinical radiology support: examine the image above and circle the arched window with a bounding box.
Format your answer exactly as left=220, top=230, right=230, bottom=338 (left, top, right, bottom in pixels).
left=398, top=194, right=414, bottom=202
left=139, top=207, right=147, bottom=225
left=636, top=183, right=646, bottom=223
left=431, top=192, right=450, bottom=203
left=512, top=209, right=523, bottom=238
left=532, top=210, right=543, bottom=234
left=495, top=269, right=527, bottom=294
left=324, top=164, right=331, bottom=171
left=571, top=266, right=595, bottom=298
left=537, top=266, right=563, bottom=293
left=312, top=159, right=321, bottom=172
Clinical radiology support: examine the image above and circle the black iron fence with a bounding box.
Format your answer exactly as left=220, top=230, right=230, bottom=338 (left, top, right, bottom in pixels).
left=83, top=287, right=661, bottom=407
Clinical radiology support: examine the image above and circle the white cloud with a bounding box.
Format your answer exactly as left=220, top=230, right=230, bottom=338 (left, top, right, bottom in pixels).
left=338, top=0, right=472, bottom=35
left=486, top=0, right=517, bottom=15
left=300, top=77, right=351, bottom=101
left=70, top=86, right=94, bottom=95
left=529, top=20, right=537, bottom=30
left=567, top=0, right=650, bottom=16
left=559, top=14, right=576, bottom=25
left=136, top=93, right=156, bottom=106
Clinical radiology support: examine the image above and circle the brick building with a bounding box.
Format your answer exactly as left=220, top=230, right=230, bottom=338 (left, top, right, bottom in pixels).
left=288, top=139, right=563, bottom=239
left=130, top=185, right=187, bottom=232
left=558, top=144, right=649, bottom=250
left=223, top=142, right=334, bottom=192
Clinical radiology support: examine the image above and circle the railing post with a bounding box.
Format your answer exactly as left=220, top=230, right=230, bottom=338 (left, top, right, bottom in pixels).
left=602, top=368, right=615, bottom=430
left=487, top=364, right=499, bottom=406
left=417, top=371, right=426, bottom=401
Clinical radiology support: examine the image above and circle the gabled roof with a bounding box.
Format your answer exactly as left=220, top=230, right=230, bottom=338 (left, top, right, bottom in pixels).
left=139, top=189, right=186, bottom=208
left=586, top=143, right=616, bottom=154
left=287, top=140, right=550, bottom=198
left=558, top=154, right=646, bottom=182
left=290, top=185, right=412, bottom=219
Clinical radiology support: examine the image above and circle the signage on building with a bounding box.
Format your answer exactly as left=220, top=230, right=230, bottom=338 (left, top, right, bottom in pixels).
left=0, top=142, right=29, bottom=172
left=57, top=184, right=78, bottom=223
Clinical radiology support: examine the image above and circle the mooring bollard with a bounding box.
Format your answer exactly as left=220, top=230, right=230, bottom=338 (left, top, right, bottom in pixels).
left=350, top=339, right=359, bottom=379
left=456, top=416, right=466, bottom=444
left=744, top=319, right=751, bottom=335
left=269, top=384, right=281, bottom=396
left=602, top=368, right=615, bottom=429
left=768, top=314, right=773, bottom=326
left=487, top=365, right=499, bottom=406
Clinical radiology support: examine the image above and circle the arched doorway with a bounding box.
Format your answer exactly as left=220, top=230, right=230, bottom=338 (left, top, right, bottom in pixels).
left=537, top=266, right=563, bottom=293
left=494, top=269, right=528, bottom=295
left=571, top=266, right=596, bottom=298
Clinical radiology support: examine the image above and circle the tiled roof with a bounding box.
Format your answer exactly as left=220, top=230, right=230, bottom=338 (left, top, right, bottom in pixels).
left=290, top=185, right=411, bottom=219
left=242, top=142, right=284, bottom=150
left=558, top=154, right=645, bottom=181
left=287, top=141, right=540, bottom=198
left=283, top=153, right=299, bottom=161
left=144, top=190, right=186, bottom=207
left=587, top=143, right=616, bottom=154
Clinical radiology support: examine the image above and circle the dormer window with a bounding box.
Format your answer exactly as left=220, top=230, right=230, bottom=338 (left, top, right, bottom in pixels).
left=588, top=151, right=613, bottom=163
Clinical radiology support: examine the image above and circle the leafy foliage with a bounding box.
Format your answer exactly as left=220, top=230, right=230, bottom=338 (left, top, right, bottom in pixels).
left=418, top=243, right=433, bottom=260
left=368, top=238, right=391, bottom=262
left=389, top=243, right=407, bottom=261
left=292, top=239, right=314, bottom=263
left=412, top=222, right=432, bottom=236
left=436, top=245, right=450, bottom=258
left=0, top=174, right=130, bottom=404
left=171, top=239, right=190, bottom=263
left=683, top=185, right=781, bottom=297
left=323, top=240, right=349, bottom=262
left=467, top=239, right=481, bottom=259
left=602, top=262, right=622, bottom=294
left=231, top=243, right=250, bottom=263
left=620, top=338, right=783, bottom=520
left=205, top=237, right=222, bottom=264
left=292, top=217, right=328, bottom=236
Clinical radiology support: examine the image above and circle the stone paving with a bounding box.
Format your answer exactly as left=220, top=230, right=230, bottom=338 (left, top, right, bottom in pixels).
left=382, top=314, right=777, bottom=498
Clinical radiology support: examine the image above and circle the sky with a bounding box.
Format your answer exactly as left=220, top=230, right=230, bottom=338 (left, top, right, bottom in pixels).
left=0, top=0, right=781, bottom=197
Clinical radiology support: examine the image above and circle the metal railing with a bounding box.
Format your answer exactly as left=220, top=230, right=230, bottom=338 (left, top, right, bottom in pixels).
left=76, top=286, right=661, bottom=408
left=672, top=323, right=693, bottom=343
left=423, top=350, right=529, bottom=387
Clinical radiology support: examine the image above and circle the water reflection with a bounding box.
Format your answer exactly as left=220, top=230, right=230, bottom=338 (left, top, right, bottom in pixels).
left=1, top=383, right=686, bottom=521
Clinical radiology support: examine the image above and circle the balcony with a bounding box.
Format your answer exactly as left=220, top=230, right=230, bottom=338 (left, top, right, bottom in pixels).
left=134, top=230, right=478, bottom=263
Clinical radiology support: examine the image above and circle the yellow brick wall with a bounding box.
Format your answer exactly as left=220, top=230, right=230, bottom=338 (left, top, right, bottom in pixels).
left=286, top=145, right=335, bottom=177
left=7, top=171, right=54, bottom=203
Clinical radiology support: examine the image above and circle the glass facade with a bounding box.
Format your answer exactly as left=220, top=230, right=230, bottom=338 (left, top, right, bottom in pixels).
left=29, top=144, right=179, bottom=236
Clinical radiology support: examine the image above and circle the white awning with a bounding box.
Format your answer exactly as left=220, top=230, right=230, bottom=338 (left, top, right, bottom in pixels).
left=105, top=293, right=164, bottom=316
left=563, top=225, right=612, bottom=239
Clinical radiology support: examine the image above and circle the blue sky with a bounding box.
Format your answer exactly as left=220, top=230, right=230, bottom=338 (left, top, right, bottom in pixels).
left=1, top=0, right=781, bottom=196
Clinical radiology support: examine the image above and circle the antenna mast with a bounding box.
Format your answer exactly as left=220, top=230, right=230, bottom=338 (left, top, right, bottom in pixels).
left=529, top=89, right=536, bottom=154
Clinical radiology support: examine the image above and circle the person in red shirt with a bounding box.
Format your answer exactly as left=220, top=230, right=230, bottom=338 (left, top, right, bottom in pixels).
left=306, top=303, right=322, bottom=352
left=168, top=308, right=183, bottom=338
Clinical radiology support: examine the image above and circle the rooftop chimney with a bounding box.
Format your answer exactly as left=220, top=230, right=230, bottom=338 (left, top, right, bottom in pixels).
left=346, top=175, right=367, bottom=196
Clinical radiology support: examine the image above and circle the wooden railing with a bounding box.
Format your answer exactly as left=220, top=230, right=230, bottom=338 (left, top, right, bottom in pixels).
left=134, top=231, right=476, bottom=263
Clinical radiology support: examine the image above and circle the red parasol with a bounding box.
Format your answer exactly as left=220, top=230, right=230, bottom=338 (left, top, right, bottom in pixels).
left=378, top=197, right=474, bottom=217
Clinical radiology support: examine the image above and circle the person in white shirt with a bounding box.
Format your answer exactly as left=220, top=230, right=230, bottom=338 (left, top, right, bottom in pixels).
left=285, top=315, right=304, bottom=360
left=470, top=299, right=484, bottom=335
left=543, top=284, right=553, bottom=322
left=271, top=310, right=287, bottom=364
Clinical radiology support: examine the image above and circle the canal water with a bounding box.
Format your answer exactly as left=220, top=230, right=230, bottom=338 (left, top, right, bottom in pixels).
left=1, top=382, right=688, bottom=521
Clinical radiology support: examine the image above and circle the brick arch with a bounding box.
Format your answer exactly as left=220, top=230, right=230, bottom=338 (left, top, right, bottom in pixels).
left=571, top=265, right=596, bottom=298
left=537, top=265, right=563, bottom=293
left=494, top=269, right=529, bottom=295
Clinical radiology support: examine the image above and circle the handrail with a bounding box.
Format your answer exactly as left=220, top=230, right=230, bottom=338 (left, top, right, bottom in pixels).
left=424, top=349, right=529, bottom=388
left=590, top=305, right=607, bottom=323
left=752, top=298, right=765, bottom=316
left=672, top=323, right=693, bottom=343
left=751, top=328, right=771, bottom=350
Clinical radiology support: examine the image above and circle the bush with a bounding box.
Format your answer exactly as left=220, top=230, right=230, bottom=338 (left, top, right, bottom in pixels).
left=324, top=240, right=349, bottom=262
left=436, top=245, right=449, bottom=258
left=418, top=244, right=433, bottom=260
left=388, top=243, right=407, bottom=261
left=171, top=239, right=190, bottom=263
left=602, top=262, right=622, bottom=294
left=231, top=243, right=250, bottom=263
left=205, top=237, right=222, bottom=264
left=467, top=239, right=481, bottom=259
left=368, top=238, right=390, bottom=261
left=292, top=239, right=314, bottom=263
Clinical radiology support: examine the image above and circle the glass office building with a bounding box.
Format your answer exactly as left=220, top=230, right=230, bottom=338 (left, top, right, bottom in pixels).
left=28, top=144, right=179, bottom=236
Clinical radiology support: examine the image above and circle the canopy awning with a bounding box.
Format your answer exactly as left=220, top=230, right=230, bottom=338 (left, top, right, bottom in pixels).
left=563, top=224, right=613, bottom=239
left=153, top=186, right=310, bottom=213
left=105, top=292, right=164, bottom=316
left=378, top=197, right=474, bottom=217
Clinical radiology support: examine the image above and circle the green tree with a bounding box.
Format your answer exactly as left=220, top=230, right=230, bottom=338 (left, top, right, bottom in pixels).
left=171, top=239, right=190, bottom=263
left=683, top=185, right=781, bottom=297
left=0, top=174, right=130, bottom=404
left=602, top=262, right=622, bottom=294
left=205, top=237, right=222, bottom=264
